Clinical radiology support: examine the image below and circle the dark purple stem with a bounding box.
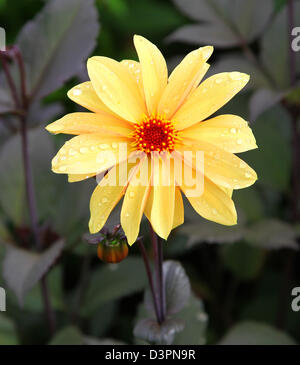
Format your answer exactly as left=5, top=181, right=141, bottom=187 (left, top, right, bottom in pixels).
left=12, top=46, right=28, bottom=109
left=0, top=51, right=20, bottom=107
left=149, top=224, right=165, bottom=323
left=137, top=238, right=161, bottom=323
left=0, top=48, right=56, bottom=335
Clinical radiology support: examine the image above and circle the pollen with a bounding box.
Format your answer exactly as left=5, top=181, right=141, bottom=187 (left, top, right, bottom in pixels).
left=132, top=114, right=179, bottom=153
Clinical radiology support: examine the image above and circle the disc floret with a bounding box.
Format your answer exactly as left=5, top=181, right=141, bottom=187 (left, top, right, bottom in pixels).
left=132, top=114, right=179, bottom=153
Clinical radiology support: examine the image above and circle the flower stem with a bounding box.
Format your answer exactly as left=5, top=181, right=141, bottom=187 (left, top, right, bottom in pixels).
left=137, top=238, right=161, bottom=323
left=149, top=224, right=165, bottom=324
left=0, top=51, right=20, bottom=107
left=0, top=48, right=56, bottom=335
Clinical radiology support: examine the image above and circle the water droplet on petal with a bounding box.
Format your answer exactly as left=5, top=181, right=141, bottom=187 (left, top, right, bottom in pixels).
left=100, top=144, right=109, bottom=150
left=69, top=148, right=77, bottom=156
left=59, top=166, right=67, bottom=172
left=129, top=191, right=135, bottom=198
left=102, top=197, right=108, bottom=203
left=245, top=172, right=251, bottom=178
left=215, top=78, right=222, bottom=84
left=237, top=139, right=242, bottom=145
left=112, top=142, right=118, bottom=149
left=230, top=128, right=237, bottom=134
left=80, top=147, right=88, bottom=154
left=73, top=88, right=82, bottom=96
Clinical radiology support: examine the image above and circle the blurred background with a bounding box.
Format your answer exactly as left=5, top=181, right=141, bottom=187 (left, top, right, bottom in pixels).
left=0, top=0, right=299, bottom=345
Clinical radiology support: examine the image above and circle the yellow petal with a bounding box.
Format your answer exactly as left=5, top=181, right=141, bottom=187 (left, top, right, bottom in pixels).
left=89, top=160, right=130, bottom=234
left=51, top=134, right=131, bottom=174
left=181, top=114, right=257, bottom=153
left=120, top=60, right=144, bottom=98
left=177, top=140, right=257, bottom=189
left=46, top=112, right=133, bottom=136
left=87, top=56, right=146, bottom=123
left=158, top=46, right=213, bottom=119
left=68, top=173, right=95, bottom=183
left=176, top=156, right=237, bottom=225
left=144, top=154, right=175, bottom=240
left=174, top=72, right=250, bottom=130
left=67, top=81, right=115, bottom=115
left=172, top=187, right=184, bottom=229
left=134, top=35, right=168, bottom=114
left=121, top=156, right=151, bottom=245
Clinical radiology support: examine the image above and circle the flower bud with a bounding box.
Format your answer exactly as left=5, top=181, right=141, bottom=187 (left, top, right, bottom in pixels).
left=97, top=238, right=128, bottom=263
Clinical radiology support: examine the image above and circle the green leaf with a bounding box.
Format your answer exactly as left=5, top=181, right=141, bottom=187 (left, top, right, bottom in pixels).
left=163, top=261, right=191, bottom=316
left=83, top=336, right=126, bottom=345
left=0, top=86, right=14, bottom=113
left=167, top=24, right=238, bottom=48
left=261, top=3, right=300, bottom=89
left=0, top=315, right=19, bottom=345
left=2, top=239, right=64, bottom=305
left=245, top=219, right=298, bottom=250
left=178, top=222, right=245, bottom=247
left=116, top=0, right=184, bottom=36
left=0, top=128, right=55, bottom=224
left=211, top=55, right=271, bottom=90
left=0, top=127, right=93, bottom=238
left=82, top=256, right=147, bottom=315
left=243, top=105, right=292, bottom=192
left=221, top=241, right=265, bottom=281
left=249, top=89, right=285, bottom=121
left=234, top=188, right=265, bottom=222
left=170, top=0, right=274, bottom=47
left=173, top=294, right=208, bottom=345
left=49, top=326, right=83, bottom=345
left=49, top=325, right=125, bottom=345
left=134, top=317, right=185, bottom=345
left=22, top=267, right=64, bottom=312
left=16, top=0, right=99, bottom=101
left=219, top=321, right=297, bottom=345
left=144, top=260, right=191, bottom=317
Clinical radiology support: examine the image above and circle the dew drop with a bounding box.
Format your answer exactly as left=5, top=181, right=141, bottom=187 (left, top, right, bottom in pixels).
left=59, top=166, right=67, bottom=172
left=112, top=142, right=118, bottom=149
left=237, top=139, right=242, bottom=145
left=212, top=208, right=217, bottom=215
left=69, top=148, right=77, bottom=156
left=100, top=144, right=109, bottom=150
left=245, top=172, right=251, bottom=178
left=215, top=78, right=222, bottom=84
left=129, top=191, right=135, bottom=198
left=80, top=147, right=88, bottom=154
left=230, top=128, right=237, bottom=134
left=73, top=88, right=82, bottom=96
left=102, top=197, right=108, bottom=203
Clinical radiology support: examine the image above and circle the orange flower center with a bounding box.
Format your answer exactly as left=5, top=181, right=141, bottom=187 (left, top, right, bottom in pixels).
left=133, top=115, right=178, bottom=153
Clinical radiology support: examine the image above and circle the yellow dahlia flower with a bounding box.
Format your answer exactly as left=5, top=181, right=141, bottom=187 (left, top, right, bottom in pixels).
left=46, top=35, right=257, bottom=245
